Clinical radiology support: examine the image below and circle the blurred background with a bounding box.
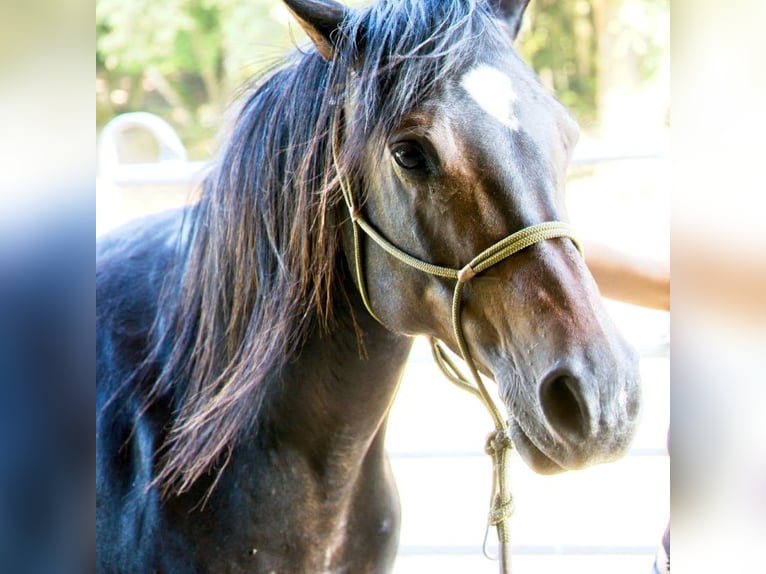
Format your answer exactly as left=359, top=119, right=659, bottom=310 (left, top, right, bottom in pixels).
left=95, top=1, right=670, bottom=572
left=3, top=0, right=763, bottom=573
left=96, top=0, right=670, bottom=574
left=96, top=0, right=669, bottom=159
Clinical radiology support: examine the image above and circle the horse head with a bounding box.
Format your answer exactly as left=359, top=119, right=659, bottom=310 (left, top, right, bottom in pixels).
left=285, top=0, right=641, bottom=474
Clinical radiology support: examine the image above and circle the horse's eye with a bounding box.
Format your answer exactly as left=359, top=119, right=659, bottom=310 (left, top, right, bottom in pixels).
left=391, top=141, right=427, bottom=171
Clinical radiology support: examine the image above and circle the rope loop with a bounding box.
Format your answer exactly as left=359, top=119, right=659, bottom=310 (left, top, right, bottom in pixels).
left=485, top=429, right=513, bottom=456
left=489, top=495, right=515, bottom=526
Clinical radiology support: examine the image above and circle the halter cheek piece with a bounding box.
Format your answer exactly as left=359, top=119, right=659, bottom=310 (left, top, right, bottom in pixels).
left=335, top=148, right=582, bottom=573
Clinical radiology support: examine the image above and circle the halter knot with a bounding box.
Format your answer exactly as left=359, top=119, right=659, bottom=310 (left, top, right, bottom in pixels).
left=458, top=264, right=476, bottom=283
left=488, top=494, right=515, bottom=526
left=485, top=429, right=513, bottom=456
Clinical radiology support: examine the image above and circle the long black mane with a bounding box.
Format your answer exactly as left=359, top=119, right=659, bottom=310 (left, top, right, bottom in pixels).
left=143, top=0, right=507, bottom=495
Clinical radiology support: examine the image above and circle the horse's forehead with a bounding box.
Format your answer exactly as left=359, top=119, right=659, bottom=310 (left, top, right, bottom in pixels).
left=456, top=58, right=567, bottom=128
left=442, top=60, right=579, bottom=165
left=459, top=63, right=521, bottom=131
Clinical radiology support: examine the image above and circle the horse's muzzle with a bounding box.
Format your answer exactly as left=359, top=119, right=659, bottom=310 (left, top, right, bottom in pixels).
left=506, top=344, right=642, bottom=474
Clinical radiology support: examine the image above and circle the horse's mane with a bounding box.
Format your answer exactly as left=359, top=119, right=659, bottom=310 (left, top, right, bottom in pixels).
left=146, top=0, right=505, bottom=496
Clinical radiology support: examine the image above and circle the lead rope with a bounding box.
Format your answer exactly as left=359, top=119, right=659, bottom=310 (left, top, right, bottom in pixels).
left=332, top=135, right=581, bottom=574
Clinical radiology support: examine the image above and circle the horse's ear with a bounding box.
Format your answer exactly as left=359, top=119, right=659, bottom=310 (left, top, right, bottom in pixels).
left=283, top=0, right=348, bottom=60
left=487, top=0, right=531, bottom=40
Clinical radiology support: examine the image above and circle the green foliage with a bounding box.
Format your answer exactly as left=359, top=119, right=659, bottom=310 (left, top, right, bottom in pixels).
left=97, top=0, right=193, bottom=74
left=519, top=0, right=598, bottom=124
left=96, top=0, right=667, bottom=157
left=97, top=0, right=297, bottom=157
left=518, top=0, right=668, bottom=128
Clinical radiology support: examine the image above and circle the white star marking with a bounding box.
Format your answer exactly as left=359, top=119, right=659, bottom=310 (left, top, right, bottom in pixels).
left=460, top=64, right=520, bottom=131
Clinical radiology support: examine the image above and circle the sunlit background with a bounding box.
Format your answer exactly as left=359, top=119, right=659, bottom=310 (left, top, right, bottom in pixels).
left=95, top=1, right=670, bottom=572
left=4, top=0, right=766, bottom=573
left=96, top=0, right=670, bottom=574
left=95, top=0, right=669, bottom=158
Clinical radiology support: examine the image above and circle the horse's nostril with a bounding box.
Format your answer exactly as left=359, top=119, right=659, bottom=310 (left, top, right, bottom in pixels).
left=539, top=373, right=590, bottom=441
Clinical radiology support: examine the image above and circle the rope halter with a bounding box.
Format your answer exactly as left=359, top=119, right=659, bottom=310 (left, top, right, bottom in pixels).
left=333, top=139, right=582, bottom=574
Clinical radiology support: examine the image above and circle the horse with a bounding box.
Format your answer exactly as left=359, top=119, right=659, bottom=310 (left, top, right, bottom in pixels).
left=96, top=0, right=641, bottom=572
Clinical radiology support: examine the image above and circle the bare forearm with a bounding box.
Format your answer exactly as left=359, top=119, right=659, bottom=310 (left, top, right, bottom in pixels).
left=583, top=240, right=670, bottom=311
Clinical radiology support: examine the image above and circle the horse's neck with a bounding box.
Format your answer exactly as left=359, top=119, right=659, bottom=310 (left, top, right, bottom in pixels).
left=265, top=286, right=413, bottom=482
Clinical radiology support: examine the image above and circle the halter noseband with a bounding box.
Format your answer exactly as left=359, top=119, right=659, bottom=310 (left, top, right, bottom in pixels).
left=335, top=144, right=582, bottom=574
